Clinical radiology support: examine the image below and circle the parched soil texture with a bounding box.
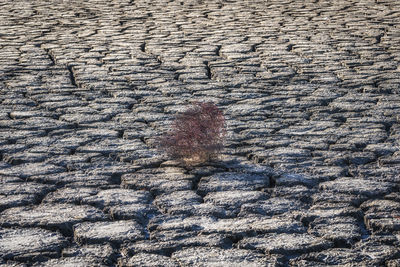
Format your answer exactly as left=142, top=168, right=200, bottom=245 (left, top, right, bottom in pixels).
left=0, top=0, right=399, bottom=266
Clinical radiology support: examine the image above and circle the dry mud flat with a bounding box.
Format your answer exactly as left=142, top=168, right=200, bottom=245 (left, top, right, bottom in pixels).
left=0, top=0, right=400, bottom=266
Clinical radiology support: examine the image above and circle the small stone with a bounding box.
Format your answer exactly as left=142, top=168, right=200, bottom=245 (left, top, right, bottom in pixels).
left=273, top=173, right=318, bottom=187
left=171, top=247, right=274, bottom=266
left=238, top=233, right=333, bottom=255
left=33, top=257, right=108, bottom=267
left=154, top=190, right=203, bottom=215
left=319, top=177, right=394, bottom=198
left=0, top=163, right=65, bottom=178
left=239, top=197, right=307, bottom=217
left=0, top=194, right=37, bottom=212
left=0, top=228, right=67, bottom=261
left=309, top=217, right=362, bottom=246
left=74, top=220, right=145, bottom=244
left=121, top=169, right=194, bottom=195
left=81, top=188, right=152, bottom=210
left=204, top=190, right=268, bottom=217
left=122, top=233, right=230, bottom=256
left=118, top=253, right=179, bottom=267
left=0, top=203, right=106, bottom=234
left=62, top=243, right=115, bottom=260
left=197, top=172, right=270, bottom=195
left=297, top=203, right=361, bottom=225
left=42, top=187, right=100, bottom=204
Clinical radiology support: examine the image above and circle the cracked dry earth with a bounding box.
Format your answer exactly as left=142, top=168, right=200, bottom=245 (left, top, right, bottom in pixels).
left=0, top=0, right=400, bottom=266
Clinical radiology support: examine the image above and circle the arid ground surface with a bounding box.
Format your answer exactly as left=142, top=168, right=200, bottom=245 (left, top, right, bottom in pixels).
left=0, top=0, right=400, bottom=266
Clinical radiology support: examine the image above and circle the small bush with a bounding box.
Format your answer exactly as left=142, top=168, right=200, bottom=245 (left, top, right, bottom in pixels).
left=160, top=102, right=226, bottom=165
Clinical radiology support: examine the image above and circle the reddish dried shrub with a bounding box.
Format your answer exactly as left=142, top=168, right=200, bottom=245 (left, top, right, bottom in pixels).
left=160, top=102, right=226, bottom=164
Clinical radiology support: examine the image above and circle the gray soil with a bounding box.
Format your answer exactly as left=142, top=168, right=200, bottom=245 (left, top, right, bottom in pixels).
left=0, top=0, right=399, bottom=266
